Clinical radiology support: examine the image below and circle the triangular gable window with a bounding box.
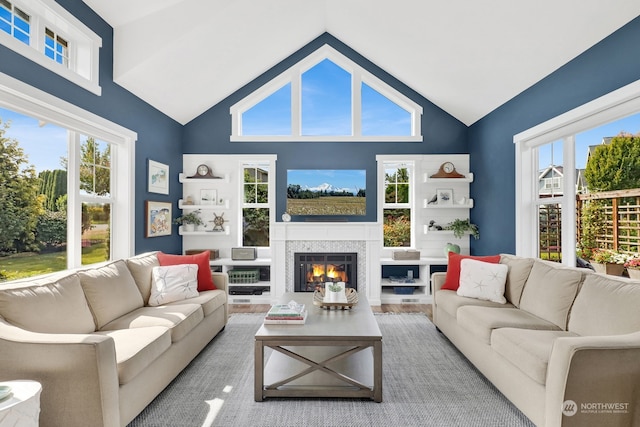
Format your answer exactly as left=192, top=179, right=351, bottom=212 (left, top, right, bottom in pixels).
left=230, top=45, right=422, bottom=142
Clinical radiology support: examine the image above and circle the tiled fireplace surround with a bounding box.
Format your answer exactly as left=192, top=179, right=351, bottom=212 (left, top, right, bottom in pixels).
left=271, top=223, right=383, bottom=305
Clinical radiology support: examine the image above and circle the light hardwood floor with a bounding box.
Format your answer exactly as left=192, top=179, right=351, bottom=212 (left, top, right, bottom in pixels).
left=229, top=303, right=433, bottom=320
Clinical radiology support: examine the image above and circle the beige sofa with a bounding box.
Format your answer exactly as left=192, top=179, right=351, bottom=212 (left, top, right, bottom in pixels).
left=432, top=254, right=640, bottom=427
left=0, top=252, right=228, bottom=427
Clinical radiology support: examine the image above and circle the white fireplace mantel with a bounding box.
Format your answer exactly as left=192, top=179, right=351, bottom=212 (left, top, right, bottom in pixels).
left=271, top=222, right=383, bottom=305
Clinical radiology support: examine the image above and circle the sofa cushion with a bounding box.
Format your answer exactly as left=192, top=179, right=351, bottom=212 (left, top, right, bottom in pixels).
left=441, top=252, right=501, bottom=291
left=125, top=251, right=159, bottom=304
left=491, top=328, right=578, bottom=385
left=499, top=254, right=535, bottom=307
left=457, top=258, right=508, bottom=303
left=457, top=305, right=561, bottom=345
left=100, top=303, right=204, bottom=343
left=165, top=289, right=227, bottom=317
left=518, top=260, right=584, bottom=330
left=568, top=273, right=640, bottom=336
left=435, top=290, right=514, bottom=320
left=0, top=273, right=96, bottom=333
left=149, top=264, right=199, bottom=306
left=157, top=251, right=216, bottom=291
left=79, top=260, right=145, bottom=329
left=94, top=326, right=171, bottom=384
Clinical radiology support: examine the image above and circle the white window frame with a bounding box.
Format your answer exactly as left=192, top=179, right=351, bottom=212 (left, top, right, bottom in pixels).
left=0, top=71, right=136, bottom=267
left=230, top=44, right=423, bottom=142
left=0, top=0, right=101, bottom=95
left=377, top=156, right=416, bottom=248
left=514, top=78, right=640, bottom=266
left=238, top=156, right=276, bottom=247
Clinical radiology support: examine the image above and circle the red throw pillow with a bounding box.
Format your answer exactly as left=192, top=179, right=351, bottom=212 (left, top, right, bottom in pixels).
left=441, top=252, right=501, bottom=291
left=157, top=251, right=216, bottom=291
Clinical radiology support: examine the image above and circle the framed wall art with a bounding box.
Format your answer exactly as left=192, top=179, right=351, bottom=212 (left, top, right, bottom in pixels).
left=145, top=201, right=172, bottom=237
left=148, top=160, right=169, bottom=195
left=436, top=188, right=453, bottom=206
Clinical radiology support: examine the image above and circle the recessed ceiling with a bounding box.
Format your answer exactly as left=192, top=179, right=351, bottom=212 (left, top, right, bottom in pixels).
left=82, top=0, right=640, bottom=126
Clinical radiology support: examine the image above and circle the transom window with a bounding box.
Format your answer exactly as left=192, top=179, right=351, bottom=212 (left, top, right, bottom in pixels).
left=0, top=0, right=30, bottom=45
left=231, top=45, right=423, bottom=142
left=0, top=0, right=101, bottom=95
left=44, top=27, right=68, bottom=66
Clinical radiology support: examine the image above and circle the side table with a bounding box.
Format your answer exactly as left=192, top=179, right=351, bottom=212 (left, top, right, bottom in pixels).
left=0, top=380, right=41, bottom=427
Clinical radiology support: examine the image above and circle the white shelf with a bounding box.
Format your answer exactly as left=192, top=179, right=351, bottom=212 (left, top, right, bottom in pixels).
left=179, top=199, right=230, bottom=209
left=178, top=225, right=230, bottom=235
left=423, top=199, right=474, bottom=209
left=423, top=227, right=474, bottom=236
left=178, top=173, right=229, bottom=183
left=423, top=172, right=473, bottom=183
left=210, top=257, right=272, bottom=266
left=380, top=278, right=427, bottom=287
left=380, top=257, right=447, bottom=265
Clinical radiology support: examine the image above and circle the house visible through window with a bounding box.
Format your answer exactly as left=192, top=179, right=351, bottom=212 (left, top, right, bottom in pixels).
left=231, top=44, right=422, bottom=142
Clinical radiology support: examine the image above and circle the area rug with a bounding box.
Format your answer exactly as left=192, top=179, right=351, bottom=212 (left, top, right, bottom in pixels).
left=128, top=313, right=534, bottom=427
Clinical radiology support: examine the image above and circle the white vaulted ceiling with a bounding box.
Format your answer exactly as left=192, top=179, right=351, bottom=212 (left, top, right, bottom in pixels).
left=82, top=0, right=640, bottom=126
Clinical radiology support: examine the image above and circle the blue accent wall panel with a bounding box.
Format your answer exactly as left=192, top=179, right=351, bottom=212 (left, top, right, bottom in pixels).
left=469, top=16, right=640, bottom=255
left=183, top=33, right=468, bottom=222
left=0, top=0, right=184, bottom=255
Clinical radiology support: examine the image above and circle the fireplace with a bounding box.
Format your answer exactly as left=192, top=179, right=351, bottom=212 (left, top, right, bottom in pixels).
left=294, top=252, right=357, bottom=292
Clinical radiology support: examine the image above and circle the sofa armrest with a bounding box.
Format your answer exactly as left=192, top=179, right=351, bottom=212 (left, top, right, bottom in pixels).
left=431, top=272, right=447, bottom=295
left=212, top=271, right=228, bottom=292
left=0, top=319, right=120, bottom=427
left=545, top=332, right=640, bottom=427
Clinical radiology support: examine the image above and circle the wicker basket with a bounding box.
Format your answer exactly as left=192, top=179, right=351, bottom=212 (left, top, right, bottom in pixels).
left=228, top=268, right=260, bottom=284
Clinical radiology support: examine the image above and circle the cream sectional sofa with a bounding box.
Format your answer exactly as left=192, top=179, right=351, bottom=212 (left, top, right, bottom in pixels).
left=432, top=254, right=640, bottom=427
left=0, top=252, right=228, bottom=427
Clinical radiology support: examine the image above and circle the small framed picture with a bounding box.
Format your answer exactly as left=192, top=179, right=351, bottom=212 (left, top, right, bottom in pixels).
left=436, top=188, right=453, bottom=206
left=200, top=189, right=217, bottom=205
left=148, top=160, right=169, bottom=195
left=145, top=201, right=172, bottom=237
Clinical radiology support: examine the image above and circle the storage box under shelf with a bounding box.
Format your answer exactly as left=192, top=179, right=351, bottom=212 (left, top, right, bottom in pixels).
left=392, top=250, right=421, bottom=260
left=393, top=286, right=415, bottom=295
left=228, top=268, right=260, bottom=284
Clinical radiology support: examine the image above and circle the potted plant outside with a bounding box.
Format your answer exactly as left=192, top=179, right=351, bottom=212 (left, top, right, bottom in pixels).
left=173, top=210, right=204, bottom=232
left=624, top=255, right=640, bottom=280
left=591, top=249, right=628, bottom=276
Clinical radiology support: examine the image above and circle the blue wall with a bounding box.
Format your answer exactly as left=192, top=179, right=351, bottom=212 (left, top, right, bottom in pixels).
left=0, top=0, right=183, bottom=254
left=469, top=16, right=640, bottom=255
left=183, top=33, right=468, bottom=222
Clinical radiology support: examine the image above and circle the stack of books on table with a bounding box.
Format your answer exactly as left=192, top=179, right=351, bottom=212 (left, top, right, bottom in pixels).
left=264, top=302, right=307, bottom=324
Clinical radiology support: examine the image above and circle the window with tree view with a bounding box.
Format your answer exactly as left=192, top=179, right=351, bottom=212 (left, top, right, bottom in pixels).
left=242, top=163, right=270, bottom=247
left=383, top=163, right=412, bottom=247
left=0, top=107, right=113, bottom=280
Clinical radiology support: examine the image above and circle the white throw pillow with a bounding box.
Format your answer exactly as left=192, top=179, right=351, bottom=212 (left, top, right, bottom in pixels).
left=149, top=264, right=199, bottom=306
left=457, top=258, right=508, bottom=304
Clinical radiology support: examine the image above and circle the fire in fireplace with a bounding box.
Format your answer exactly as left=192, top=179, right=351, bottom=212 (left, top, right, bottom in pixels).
left=294, top=252, right=357, bottom=292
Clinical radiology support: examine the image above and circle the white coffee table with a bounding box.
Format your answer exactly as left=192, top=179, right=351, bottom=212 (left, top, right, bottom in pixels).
left=0, top=380, right=41, bottom=427
left=255, top=292, right=382, bottom=402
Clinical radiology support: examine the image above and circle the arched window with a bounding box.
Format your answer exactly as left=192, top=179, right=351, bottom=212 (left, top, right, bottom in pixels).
left=230, top=45, right=422, bottom=142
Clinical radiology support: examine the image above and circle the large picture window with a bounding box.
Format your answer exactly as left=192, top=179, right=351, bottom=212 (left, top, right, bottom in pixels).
left=0, top=72, right=135, bottom=280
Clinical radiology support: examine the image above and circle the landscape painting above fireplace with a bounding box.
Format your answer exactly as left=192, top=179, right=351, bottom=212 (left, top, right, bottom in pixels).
left=286, top=169, right=366, bottom=216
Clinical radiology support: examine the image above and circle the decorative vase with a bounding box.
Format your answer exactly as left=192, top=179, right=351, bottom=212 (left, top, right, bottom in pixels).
left=325, top=282, right=345, bottom=302
left=444, top=243, right=461, bottom=256
left=183, top=223, right=195, bottom=232
left=592, top=262, right=624, bottom=276
left=627, top=268, right=640, bottom=280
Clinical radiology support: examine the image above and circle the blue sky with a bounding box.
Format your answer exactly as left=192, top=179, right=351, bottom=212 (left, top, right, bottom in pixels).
left=287, top=169, right=366, bottom=195
left=243, top=59, right=411, bottom=137
left=538, top=112, right=640, bottom=170
left=0, top=107, right=67, bottom=172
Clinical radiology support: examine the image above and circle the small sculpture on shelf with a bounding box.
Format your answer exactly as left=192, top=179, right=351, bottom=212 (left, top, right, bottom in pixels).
left=428, top=220, right=442, bottom=231
left=209, top=212, right=227, bottom=232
